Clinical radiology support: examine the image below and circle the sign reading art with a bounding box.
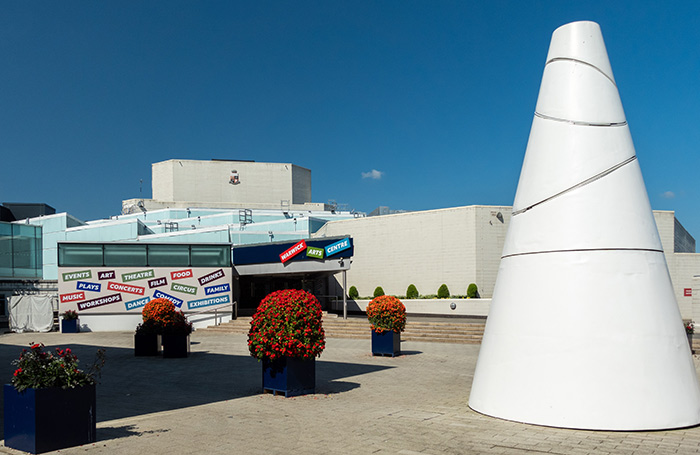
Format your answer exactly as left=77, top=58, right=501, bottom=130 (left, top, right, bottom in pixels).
left=58, top=266, right=233, bottom=314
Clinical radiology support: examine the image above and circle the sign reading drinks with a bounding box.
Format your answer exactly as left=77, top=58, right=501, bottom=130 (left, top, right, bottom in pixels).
left=57, top=266, right=233, bottom=315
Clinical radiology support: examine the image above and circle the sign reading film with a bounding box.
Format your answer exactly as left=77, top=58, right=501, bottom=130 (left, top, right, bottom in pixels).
left=57, top=266, right=233, bottom=314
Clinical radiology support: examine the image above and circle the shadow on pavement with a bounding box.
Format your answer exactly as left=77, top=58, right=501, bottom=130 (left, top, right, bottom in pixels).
left=0, top=340, right=393, bottom=441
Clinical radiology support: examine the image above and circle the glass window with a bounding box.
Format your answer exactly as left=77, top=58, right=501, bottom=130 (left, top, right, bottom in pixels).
left=147, top=244, right=190, bottom=267
left=191, top=245, right=230, bottom=267
left=104, top=244, right=147, bottom=267
left=59, top=243, right=103, bottom=267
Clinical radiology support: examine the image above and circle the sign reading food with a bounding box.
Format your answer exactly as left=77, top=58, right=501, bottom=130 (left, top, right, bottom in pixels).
left=171, top=269, right=193, bottom=280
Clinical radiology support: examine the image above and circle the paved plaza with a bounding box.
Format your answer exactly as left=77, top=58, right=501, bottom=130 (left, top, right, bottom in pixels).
left=0, top=330, right=699, bottom=454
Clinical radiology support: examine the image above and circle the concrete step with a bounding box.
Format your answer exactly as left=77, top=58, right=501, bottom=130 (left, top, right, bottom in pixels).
left=200, top=317, right=486, bottom=344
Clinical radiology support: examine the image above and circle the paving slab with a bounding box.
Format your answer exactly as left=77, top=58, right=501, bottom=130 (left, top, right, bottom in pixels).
left=0, top=331, right=698, bottom=454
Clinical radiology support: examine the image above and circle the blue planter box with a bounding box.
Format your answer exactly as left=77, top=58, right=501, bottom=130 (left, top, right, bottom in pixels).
left=4, top=384, right=96, bottom=454
left=134, top=333, right=162, bottom=356
left=262, top=357, right=315, bottom=397
left=371, top=330, right=401, bottom=357
left=61, top=319, right=79, bottom=333
left=162, top=334, right=190, bottom=358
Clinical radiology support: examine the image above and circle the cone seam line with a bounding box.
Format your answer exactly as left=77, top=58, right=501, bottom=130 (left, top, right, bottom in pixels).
left=512, top=155, right=637, bottom=216
left=501, top=247, right=664, bottom=259
left=534, top=112, right=627, bottom=127
left=546, top=57, right=616, bottom=86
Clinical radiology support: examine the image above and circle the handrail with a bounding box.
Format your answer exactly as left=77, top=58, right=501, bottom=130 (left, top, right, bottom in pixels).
left=184, top=302, right=236, bottom=327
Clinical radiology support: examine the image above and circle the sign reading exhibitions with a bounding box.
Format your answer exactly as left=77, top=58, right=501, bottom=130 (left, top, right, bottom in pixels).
left=57, top=266, right=233, bottom=314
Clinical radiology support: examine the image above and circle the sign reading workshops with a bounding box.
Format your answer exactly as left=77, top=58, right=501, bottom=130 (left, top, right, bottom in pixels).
left=58, top=267, right=233, bottom=314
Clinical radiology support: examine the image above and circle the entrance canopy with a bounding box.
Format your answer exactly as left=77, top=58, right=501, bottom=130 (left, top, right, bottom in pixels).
left=232, top=236, right=353, bottom=277
left=232, top=236, right=353, bottom=313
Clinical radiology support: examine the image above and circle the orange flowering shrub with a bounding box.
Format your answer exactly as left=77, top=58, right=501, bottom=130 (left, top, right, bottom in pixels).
left=248, top=289, right=325, bottom=361
left=140, top=298, right=192, bottom=335
left=366, top=295, right=406, bottom=333
left=142, top=298, right=175, bottom=325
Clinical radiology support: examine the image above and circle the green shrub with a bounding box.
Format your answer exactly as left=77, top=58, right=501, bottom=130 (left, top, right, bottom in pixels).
left=406, top=284, right=419, bottom=299
left=373, top=286, right=385, bottom=298
left=437, top=284, right=450, bottom=299
left=467, top=283, right=479, bottom=299
left=348, top=286, right=359, bottom=300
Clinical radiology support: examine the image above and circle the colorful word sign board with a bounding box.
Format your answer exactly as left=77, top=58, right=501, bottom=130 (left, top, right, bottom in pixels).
left=325, top=238, right=351, bottom=257
left=58, top=266, right=233, bottom=315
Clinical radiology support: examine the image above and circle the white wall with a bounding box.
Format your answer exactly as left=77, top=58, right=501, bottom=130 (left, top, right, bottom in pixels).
left=151, top=159, right=312, bottom=207
left=317, top=206, right=696, bottom=318
left=332, top=298, right=491, bottom=317
left=315, top=205, right=511, bottom=298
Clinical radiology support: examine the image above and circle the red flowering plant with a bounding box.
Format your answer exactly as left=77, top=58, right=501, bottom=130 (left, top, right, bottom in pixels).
left=60, top=309, right=78, bottom=320
left=11, top=343, right=106, bottom=393
left=248, top=289, right=325, bottom=361
left=137, top=298, right=192, bottom=335
left=366, top=295, right=407, bottom=333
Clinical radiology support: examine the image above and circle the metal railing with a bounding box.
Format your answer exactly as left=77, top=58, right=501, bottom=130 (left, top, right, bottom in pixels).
left=185, top=301, right=237, bottom=327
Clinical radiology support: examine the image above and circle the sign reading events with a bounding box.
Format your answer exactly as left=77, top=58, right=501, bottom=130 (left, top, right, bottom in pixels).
left=57, top=266, right=233, bottom=315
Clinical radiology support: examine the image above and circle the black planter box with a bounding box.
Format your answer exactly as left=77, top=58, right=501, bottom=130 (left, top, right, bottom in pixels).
left=262, top=356, right=315, bottom=397
left=162, top=334, right=190, bottom=358
left=134, top=333, right=162, bottom=356
left=4, top=384, right=96, bottom=454
left=371, top=329, right=401, bottom=357
left=61, top=319, right=79, bottom=333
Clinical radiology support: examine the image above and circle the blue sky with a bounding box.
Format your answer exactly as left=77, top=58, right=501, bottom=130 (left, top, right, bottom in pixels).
left=2, top=2, right=699, bottom=240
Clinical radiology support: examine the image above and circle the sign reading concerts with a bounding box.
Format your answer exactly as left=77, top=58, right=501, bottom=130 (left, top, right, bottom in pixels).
left=58, top=266, right=233, bottom=314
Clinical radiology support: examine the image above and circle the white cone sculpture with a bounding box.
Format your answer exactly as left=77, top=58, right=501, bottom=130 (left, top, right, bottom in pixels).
left=469, top=21, right=700, bottom=431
